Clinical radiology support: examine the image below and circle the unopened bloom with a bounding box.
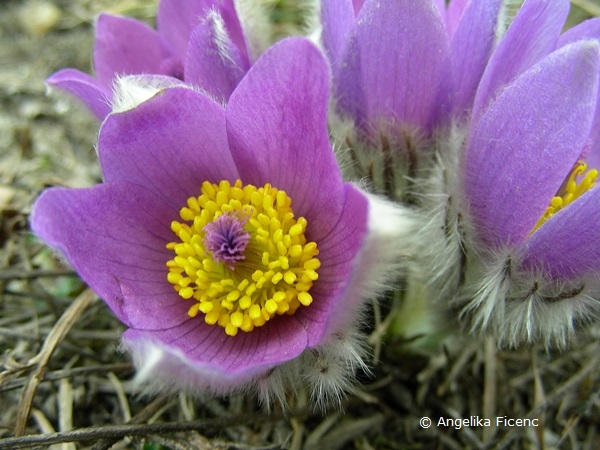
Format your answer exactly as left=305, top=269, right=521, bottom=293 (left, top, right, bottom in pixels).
left=321, top=0, right=502, bottom=197
left=32, top=38, right=412, bottom=406
left=424, top=0, right=600, bottom=347
left=48, top=0, right=249, bottom=119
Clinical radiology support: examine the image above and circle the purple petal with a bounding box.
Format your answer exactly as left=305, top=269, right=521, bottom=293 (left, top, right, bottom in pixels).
left=446, top=0, right=469, bottom=36
left=156, top=0, right=209, bottom=58
left=30, top=183, right=191, bottom=330
left=334, top=0, right=452, bottom=134
left=523, top=186, right=600, bottom=279
left=320, top=0, right=356, bottom=67
left=215, top=0, right=249, bottom=64
left=472, top=0, right=570, bottom=118
left=557, top=20, right=600, bottom=169
left=352, top=0, right=365, bottom=14
left=99, top=87, right=239, bottom=211
left=433, top=0, right=446, bottom=21
left=184, top=15, right=247, bottom=102
left=450, top=0, right=502, bottom=115
left=123, top=307, right=309, bottom=381
left=47, top=69, right=112, bottom=120
left=558, top=18, right=600, bottom=48
left=226, top=38, right=345, bottom=242
left=465, top=42, right=600, bottom=248
left=94, top=14, right=174, bottom=86
left=294, top=185, right=369, bottom=345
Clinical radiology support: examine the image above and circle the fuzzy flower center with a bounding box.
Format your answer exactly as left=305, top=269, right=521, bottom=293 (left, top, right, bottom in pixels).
left=203, top=212, right=250, bottom=269
left=166, top=179, right=321, bottom=337
left=532, top=160, right=598, bottom=233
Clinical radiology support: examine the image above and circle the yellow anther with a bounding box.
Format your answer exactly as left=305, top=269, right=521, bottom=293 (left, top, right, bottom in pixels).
left=272, top=272, right=283, bottom=284
left=225, top=323, right=238, bottom=336
left=199, top=302, right=213, bottom=314
left=249, top=304, right=261, bottom=320
left=304, top=258, right=321, bottom=270
left=180, top=208, right=195, bottom=221
left=167, top=272, right=182, bottom=284
left=188, top=303, right=200, bottom=318
left=276, top=241, right=287, bottom=256
left=205, top=311, right=219, bottom=325
left=273, top=291, right=286, bottom=303
left=304, top=270, right=319, bottom=281
left=298, top=292, right=313, bottom=306
left=283, top=271, right=297, bottom=284
left=289, top=223, right=304, bottom=236
left=288, top=245, right=303, bottom=257
left=265, top=299, right=278, bottom=314
left=230, top=311, right=244, bottom=328
left=239, top=296, right=252, bottom=309
left=532, top=160, right=598, bottom=234
left=277, top=302, right=289, bottom=314
left=166, top=180, right=321, bottom=336
left=179, top=287, right=194, bottom=299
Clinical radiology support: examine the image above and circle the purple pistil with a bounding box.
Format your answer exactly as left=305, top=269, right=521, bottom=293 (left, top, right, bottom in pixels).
left=203, top=213, right=250, bottom=268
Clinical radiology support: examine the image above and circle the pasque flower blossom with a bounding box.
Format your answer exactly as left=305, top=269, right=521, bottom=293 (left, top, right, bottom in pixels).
left=423, top=0, right=600, bottom=347
left=32, top=38, right=412, bottom=405
left=321, top=0, right=502, bottom=197
left=48, top=0, right=249, bottom=119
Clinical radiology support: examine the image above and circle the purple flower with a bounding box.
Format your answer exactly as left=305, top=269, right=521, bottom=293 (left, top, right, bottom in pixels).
left=32, top=38, right=412, bottom=405
left=48, top=0, right=249, bottom=120
left=323, top=0, right=500, bottom=131
left=423, top=0, right=600, bottom=347
left=321, top=0, right=502, bottom=196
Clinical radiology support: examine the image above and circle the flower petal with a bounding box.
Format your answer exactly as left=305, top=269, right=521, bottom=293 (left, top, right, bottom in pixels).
left=523, top=186, right=600, bottom=278
left=320, top=0, right=356, bottom=67
left=465, top=42, right=600, bottom=248
left=334, top=0, right=452, bottom=133
left=472, top=0, right=570, bottom=118
left=99, top=87, right=239, bottom=211
left=214, top=0, right=249, bottom=63
left=30, top=183, right=191, bottom=330
left=226, top=38, right=345, bottom=242
left=184, top=13, right=247, bottom=102
left=46, top=69, right=112, bottom=120
left=559, top=18, right=600, bottom=47
left=433, top=0, right=446, bottom=21
left=352, top=0, right=365, bottom=14
left=450, top=0, right=502, bottom=115
left=123, top=307, right=309, bottom=390
left=94, top=14, right=173, bottom=86
left=156, top=0, right=208, bottom=58
left=557, top=20, right=600, bottom=169
left=293, top=185, right=369, bottom=346
left=446, top=0, right=469, bottom=36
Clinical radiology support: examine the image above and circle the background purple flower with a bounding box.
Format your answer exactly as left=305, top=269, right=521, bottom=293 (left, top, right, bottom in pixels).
left=47, top=0, right=249, bottom=119
left=32, top=38, right=412, bottom=404
left=322, top=0, right=502, bottom=136
left=418, top=0, right=600, bottom=347
left=320, top=0, right=503, bottom=199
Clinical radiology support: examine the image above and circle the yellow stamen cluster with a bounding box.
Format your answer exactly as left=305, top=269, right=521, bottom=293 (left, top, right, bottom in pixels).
left=166, top=179, right=321, bottom=337
left=532, top=160, right=598, bottom=233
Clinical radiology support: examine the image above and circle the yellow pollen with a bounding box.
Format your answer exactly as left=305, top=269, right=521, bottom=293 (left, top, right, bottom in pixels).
left=532, top=160, right=598, bottom=233
left=166, top=179, right=320, bottom=337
